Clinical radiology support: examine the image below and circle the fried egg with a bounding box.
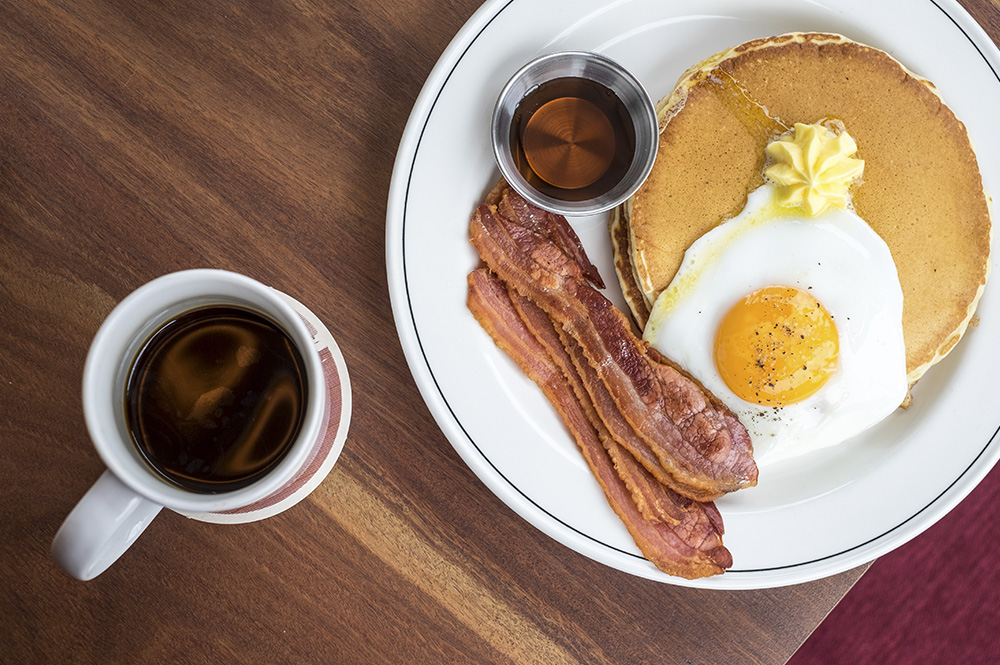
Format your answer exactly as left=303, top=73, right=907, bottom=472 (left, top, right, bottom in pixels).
left=643, top=184, right=907, bottom=464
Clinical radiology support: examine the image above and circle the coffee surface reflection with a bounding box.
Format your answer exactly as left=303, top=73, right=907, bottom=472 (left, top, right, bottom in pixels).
left=125, top=305, right=307, bottom=493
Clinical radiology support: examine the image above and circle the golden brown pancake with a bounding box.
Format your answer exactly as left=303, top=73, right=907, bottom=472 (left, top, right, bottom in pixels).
left=611, top=32, right=992, bottom=388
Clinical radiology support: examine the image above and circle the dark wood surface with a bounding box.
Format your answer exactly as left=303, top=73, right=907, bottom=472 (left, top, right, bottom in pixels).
left=2, top=1, right=996, bottom=663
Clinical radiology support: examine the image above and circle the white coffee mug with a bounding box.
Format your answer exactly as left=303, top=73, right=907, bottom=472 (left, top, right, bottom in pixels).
left=52, top=269, right=343, bottom=580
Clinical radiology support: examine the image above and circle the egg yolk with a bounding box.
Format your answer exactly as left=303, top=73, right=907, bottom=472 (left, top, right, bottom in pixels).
left=714, top=286, right=839, bottom=406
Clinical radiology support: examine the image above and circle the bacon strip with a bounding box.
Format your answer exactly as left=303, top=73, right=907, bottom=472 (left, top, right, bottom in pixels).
left=496, top=190, right=605, bottom=289
left=509, top=290, right=689, bottom=525
left=469, top=186, right=757, bottom=501
left=467, top=268, right=731, bottom=578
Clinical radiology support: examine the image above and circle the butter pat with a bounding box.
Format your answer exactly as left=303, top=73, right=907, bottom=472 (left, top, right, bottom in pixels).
left=765, top=123, right=864, bottom=216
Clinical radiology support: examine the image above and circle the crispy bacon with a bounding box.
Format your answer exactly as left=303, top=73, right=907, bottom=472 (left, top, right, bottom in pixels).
left=509, top=290, right=691, bottom=525
left=495, top=189, right=605, bottom=289
left=507, top=283, right=728, bottom=558
left=467, top=268, right=731, bottom=578
left=469, top=186, right=757, bottom=501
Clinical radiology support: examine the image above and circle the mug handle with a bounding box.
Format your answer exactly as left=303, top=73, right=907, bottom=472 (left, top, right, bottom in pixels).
left=51, top=470, right=162, bottom=580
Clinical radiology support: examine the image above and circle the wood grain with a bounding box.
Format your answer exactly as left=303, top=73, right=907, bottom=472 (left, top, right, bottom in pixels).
left=3, top=1, right=995, bottom=663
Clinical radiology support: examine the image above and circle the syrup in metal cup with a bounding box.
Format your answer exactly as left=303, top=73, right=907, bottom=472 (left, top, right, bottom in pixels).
left=492, top=51, right=658, bottom=216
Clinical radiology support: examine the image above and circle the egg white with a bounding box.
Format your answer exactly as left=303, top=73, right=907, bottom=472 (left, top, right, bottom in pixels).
left=643, top=184, right=908, bottom=464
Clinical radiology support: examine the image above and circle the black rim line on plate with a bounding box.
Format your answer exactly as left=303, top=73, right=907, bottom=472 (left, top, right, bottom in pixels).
left=399, top=0, right=1000, bottom=575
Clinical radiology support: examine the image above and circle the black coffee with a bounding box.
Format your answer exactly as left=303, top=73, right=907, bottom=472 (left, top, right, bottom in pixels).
left=125, top=305, right=307, bottom=493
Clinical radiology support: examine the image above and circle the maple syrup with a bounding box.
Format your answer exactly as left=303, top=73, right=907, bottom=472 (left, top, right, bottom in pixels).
left=704, top=67, right=790, bottom=138
left=509, top=77, right=636, bottom=202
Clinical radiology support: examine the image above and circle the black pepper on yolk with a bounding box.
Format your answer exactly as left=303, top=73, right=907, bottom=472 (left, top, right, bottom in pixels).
left=714, top=286, right=839, bottom=406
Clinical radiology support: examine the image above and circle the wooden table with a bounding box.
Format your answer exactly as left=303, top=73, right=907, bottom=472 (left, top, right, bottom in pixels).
left=2, top=1, right=996, bottom=663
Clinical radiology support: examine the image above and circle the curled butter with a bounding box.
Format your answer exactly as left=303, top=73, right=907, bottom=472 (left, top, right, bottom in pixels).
left=765, top=123, right=865, bottom=216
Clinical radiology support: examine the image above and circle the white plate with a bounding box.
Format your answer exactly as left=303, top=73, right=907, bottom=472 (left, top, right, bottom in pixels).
left=386, top=0, right=1000, bottom=588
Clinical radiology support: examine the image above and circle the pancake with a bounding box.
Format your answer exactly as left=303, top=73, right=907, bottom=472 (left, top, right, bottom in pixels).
left=611, top=32, right=992, bottom=388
